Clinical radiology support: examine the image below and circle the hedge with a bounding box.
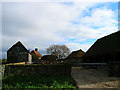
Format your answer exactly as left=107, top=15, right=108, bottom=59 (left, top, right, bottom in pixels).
left=3, top=64, right=71, bottom=77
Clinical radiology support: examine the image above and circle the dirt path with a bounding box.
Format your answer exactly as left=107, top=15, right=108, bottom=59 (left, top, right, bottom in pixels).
left=71, top=67, right=120, bottom=88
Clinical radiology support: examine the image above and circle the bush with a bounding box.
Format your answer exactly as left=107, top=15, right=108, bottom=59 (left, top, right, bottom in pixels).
left=4, top=64, right=71, bottom=77
left=2, top=74, right=77, bottom=89
left=2, top=59, right=7, bottom=64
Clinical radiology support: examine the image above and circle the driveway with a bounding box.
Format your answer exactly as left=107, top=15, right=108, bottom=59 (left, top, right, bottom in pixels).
left=71, top=67, right=120, bottom=88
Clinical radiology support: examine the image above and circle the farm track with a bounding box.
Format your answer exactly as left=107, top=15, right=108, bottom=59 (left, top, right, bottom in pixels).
left=71, top=67, right=120, bottom=88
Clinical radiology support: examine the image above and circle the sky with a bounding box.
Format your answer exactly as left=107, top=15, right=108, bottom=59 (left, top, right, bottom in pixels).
left=1, top=1, right=119, bottom=59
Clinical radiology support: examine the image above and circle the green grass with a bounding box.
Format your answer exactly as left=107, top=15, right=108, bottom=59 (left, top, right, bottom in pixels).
left=2, top=74, right=77, bottom=89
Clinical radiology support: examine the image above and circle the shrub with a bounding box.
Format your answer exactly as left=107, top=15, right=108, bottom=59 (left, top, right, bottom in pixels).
left=2, top=74, right=77, bottom=89
left=2, top=59, right=7, bottom=64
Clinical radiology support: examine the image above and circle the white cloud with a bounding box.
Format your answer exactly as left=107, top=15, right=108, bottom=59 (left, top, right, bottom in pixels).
left=66, top=42, right=91, bottom=52
left=59, top=5, right=118, bottom=42
left=81, top=8, right=116, bottom=27
left=1, top=0, right=120, bottom=2
left=2, top=2, right=118, bottom=58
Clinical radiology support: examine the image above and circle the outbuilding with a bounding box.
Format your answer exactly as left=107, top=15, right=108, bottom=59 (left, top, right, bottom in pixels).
left=7, top=41, right=32, bottom=64
left=65, top=49, right=85, bottom=64
left=83, top=31, right=120, bottom=77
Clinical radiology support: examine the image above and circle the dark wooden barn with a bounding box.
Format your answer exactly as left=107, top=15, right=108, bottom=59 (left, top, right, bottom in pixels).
left=83, top=31, right=120, bottom=76
left=83, top=31, right=120, bottom=63
left=65, top=49, right=85, bottom=64
left=7, top=41, right=32, bottom=64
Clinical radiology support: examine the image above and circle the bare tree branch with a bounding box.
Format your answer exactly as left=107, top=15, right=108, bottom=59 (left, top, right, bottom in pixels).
left=46, top=45, right=70, bottom=59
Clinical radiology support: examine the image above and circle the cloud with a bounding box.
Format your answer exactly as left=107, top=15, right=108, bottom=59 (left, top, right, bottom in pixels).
left=1, top=0, right=120, bottom=2
left=66, top=42, right=91, bottom=52
left=59, top=4, right=118, bottom=41
left=81, top=8, right=115, bottom=27
left=2, top=2, right=118, bottom=59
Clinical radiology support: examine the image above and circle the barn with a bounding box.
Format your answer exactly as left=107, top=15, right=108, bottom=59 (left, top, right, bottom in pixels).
left=83, top=31, right=120, bottom=76
left=7, top=41, right=32, bottom=64
left=41, top=55, right=58, bottom=64
left=65, top=49, right=85, bottom=64
left=30, top=48, right=42, bottom=64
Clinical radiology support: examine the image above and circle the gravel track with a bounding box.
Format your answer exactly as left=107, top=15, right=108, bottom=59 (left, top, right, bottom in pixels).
left=71, top=67, right=120, bottom=88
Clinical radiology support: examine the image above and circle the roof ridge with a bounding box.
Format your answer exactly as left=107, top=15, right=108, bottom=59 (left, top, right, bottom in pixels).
left=7, top=41, right=28, bottom=52
left=98, top=31, right=120, bottom=40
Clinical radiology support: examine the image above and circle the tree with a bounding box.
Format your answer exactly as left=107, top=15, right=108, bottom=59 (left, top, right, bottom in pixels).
left=46, top=45, right=70, bottom=59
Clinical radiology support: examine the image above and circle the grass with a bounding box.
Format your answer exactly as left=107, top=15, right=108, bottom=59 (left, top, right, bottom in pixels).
left=2, top=74, right=77, bottom=89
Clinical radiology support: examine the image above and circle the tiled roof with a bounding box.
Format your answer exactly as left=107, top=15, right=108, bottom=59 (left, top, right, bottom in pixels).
left=31, top=50, right=42, bottom=58
left=66, top=49, right=85, bottom=58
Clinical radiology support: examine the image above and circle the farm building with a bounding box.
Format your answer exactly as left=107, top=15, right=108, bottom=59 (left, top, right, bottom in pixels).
left=83, top=31, right=120, bottom=76
left=30, top=48, right=42, bottom=63
left=31, top=48, right=42, bottom=60
left=65, top=49, right=85, bottom=64
left=41, top=55, right=58, bottom=64
left=7, top=41, right=32, bottom=64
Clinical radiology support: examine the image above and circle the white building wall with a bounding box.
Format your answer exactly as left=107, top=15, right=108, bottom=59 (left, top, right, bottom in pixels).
left=28, top=53, right=32, bottom=64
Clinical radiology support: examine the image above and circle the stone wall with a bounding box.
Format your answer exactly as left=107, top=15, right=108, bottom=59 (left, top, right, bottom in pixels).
left=4, top=64, right=71, bottom=77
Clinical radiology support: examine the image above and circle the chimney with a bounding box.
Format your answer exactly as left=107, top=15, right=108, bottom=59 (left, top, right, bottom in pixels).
left=35, top=48, right=38, bottom=52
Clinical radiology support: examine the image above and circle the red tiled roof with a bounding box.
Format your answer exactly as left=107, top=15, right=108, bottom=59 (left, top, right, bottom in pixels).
left=31, top=50, right=42, bottom=58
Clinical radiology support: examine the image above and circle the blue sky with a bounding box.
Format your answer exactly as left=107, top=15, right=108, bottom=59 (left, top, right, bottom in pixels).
left=1, top=1, right=118, bottom=59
